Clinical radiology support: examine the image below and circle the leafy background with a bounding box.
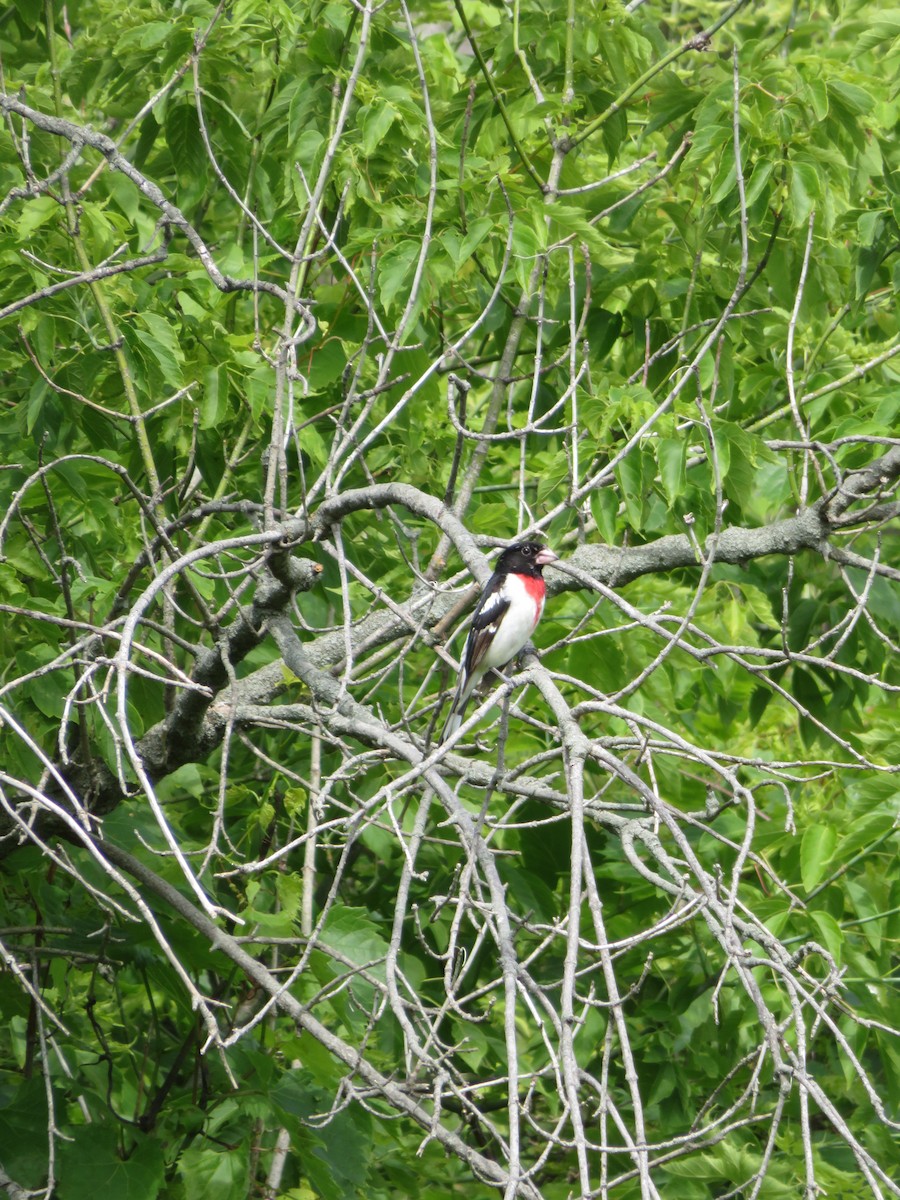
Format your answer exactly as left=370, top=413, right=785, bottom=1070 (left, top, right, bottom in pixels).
left=0, top=0, right=899, bottom=1197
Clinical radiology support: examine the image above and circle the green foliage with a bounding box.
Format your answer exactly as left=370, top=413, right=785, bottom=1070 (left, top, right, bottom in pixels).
left=1, top=0, right=899, bottom=1196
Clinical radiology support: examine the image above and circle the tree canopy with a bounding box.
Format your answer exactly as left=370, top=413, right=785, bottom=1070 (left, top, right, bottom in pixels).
left=1, top=0, right=899, bottom=1197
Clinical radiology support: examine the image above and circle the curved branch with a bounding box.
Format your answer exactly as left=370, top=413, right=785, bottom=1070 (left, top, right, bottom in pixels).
left=2, top=445, right=898, bottom=856
left=93, top=834, right=542, bottom=1199
left=0, top=94, right=315, bottom=335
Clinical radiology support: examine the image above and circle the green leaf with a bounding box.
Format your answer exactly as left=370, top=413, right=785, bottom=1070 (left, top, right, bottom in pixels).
left=309, top=1106, right=373, bottom=1190
left=590, top=485, right=619, bottom=544
left=800, top=823, right=837, bottom=891
left=536, top=447, right=570, bottom=504
left=830, top=797, right=898, bottom=859
left=853, top=11, right=900, bottom=53
left=809, top=910, right=844, bottom=964
left=360, top=100, right=398, bottom=155
left=804, top=77, right=829, bottom=121
left=568, top=629, right=624, bottom=692
left=272, top=1067, right=324, bottom=1119
left=201, top=365, right=227, bottom=429
left=378, top=240, right=419, bottom=312
left=16, top=195, right=60, bottom=240
left=58, top=1127, right=165, bottom=1200
left=547, top=203, right=607, bottom=255
left=789, top=161, right=821, bottom=225
left=709, top=152, right=736, bottom=205
left=744, top=160, right=774, bottom=207
left=457, top=216, right=493, bottom=266
left=657, top=437, right=687, bottom=503
left=511, top=218, right=547, bottom=289
left=132, top=113, right=161, bottom=171
left=827, top=78, right=875, bottom=115
left=748, top=685, right=771, bottom=727
left=855, top=244, right=882, bottom=301
left=135, top=311, right=186, bottom=388
left=178, top=1141, right=249, bottom=1200
left=617, top=448, right=650, bottom=531
left=308, top=338, right=347, bottom=387
left=584, top=310, right=623, bottom=363
left=166, top=102, right=205, bottom=178
left=321, top=905, right=388, bottom=980
left=0, top=1079, right=52, bottom=1188
left=645, top=74, right=700, bottom=136
left=116, top=20, right=172, bottom=51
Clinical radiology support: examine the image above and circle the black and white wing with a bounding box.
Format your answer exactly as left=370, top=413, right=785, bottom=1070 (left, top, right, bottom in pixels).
left=440, top=573, right=508, bottom=742
left=462, top=577, right=510, bottom=677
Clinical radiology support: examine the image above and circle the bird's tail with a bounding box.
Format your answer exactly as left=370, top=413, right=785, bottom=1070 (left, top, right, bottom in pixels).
left=439, top=678, right=472, bottom=744
left=439, top=711, right=461, bottom=744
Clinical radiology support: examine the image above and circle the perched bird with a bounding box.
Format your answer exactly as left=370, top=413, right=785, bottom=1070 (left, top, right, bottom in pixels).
left=440, top=540, right=559, bottom=744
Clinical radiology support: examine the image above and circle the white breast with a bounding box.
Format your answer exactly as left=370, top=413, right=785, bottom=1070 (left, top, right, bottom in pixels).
left=479, top=573, right=543, bottom=671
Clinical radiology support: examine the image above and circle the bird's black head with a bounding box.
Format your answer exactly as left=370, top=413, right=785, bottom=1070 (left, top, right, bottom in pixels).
left=496, top=540, right=559, bottom=577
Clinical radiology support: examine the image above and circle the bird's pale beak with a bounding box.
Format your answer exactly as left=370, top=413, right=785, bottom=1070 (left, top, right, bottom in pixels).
left=535, top=547, right=559, bottom=566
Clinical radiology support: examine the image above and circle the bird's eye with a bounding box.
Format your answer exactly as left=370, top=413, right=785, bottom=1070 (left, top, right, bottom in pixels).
left=523, top=545, right=533, bottom=555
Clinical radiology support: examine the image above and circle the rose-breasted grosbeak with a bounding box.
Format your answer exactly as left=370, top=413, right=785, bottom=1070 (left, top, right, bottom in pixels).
left=440, top=540, right=559, bottom=743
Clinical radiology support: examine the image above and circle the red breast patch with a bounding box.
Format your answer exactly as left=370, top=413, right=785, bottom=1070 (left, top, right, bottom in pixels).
left=523, top=574, right=546, bottom=627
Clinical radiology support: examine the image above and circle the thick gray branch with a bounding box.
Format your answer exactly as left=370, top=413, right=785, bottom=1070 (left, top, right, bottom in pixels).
left=2, top=447, right=898, bottom=856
